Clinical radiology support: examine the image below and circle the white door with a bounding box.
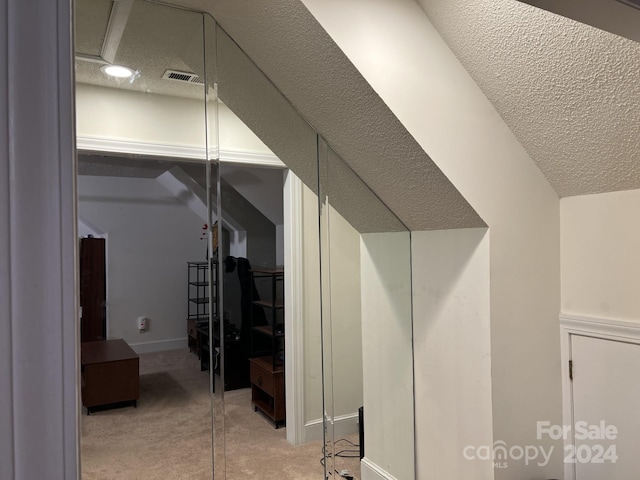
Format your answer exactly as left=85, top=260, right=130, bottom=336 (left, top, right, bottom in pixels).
left=570, top=334, right=640, bottom=480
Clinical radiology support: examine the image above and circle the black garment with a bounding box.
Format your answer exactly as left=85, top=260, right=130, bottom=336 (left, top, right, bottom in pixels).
left=229, top=257, right=269, bottom=358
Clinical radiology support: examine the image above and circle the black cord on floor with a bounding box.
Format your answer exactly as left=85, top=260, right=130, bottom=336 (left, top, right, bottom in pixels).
left=334, top=438, right=359, bottom=447
left=320, top=438, right=361, bottom=478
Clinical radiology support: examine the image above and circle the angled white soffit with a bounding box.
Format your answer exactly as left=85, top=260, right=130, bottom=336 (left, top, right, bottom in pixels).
left=163, top=0, right=485, bottom=231
left=418, top=0, right=640, bottom=197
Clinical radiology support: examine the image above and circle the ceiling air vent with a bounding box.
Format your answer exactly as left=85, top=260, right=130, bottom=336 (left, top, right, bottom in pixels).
left=161, top=69, right=204, bottom=85
left=616, top=0, right=640, bottom=10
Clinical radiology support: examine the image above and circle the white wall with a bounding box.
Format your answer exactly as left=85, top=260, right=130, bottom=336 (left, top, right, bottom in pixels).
left=76, top=83, right=272, bottom=155
left=561, top=189, right=640, bottom=322
left=412, top=228, right=493, bottom=479
left=218, top=100, right=274, bottom=155
left=328, top=204, right=363, bottom=421
left=301, top=2, right=562, bottom=478
left=221, top=165, right=285, bottom=225
left=360, top=232, right=414, bottom=480
left=302, top=183, right=323, bottom=436
left=302, top=183, right=365, bottom=441
left=78, top=175, right=204, bottom=352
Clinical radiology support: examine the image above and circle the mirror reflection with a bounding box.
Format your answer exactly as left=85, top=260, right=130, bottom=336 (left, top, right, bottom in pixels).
left=213, top=25, right=327, bottom=480
left=75, top=2, right=416, bottom=479
left=75, top=1, right=213, bottom=477
left=318, top=138, right=415, bottom=480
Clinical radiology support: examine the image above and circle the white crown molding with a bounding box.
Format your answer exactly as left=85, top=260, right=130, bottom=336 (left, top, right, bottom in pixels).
left=220, top=148, right=285, bottom=168
left=560, top=313, right=640, bottom=341
left=77, top=136, right=205, bottom=159
left=76, top=135, right=285, bottom=167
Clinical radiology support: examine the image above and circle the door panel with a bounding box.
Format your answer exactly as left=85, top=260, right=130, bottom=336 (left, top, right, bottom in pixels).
left=571, top=334, right=640, bottom=479
left=79, top=237, right=106, bottom=342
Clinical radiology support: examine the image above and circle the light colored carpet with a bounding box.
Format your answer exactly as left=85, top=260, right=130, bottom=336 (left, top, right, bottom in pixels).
left=222, top=389, right=360, bottom=480
left=81, top=349, right=213, bottom=480
left=81, top=348, right=360, bottom=479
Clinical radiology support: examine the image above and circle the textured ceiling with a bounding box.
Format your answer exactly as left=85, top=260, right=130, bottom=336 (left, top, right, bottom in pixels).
left=162, top=0, right=485, bottom=231
left=214, top=26, right=410, bottom=233
left=417, top=0, right=640, bottom=197
left=75, top=0, right=487, bottom=230
left=75, top=0, right=206, bottom=100
left=77, top=0, right=640, bottom=207
left=75, top=0, right=112, bottom=56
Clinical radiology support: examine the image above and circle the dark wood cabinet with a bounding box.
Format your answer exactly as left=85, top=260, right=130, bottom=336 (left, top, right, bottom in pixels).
left=81, top=339, right=139, bottom=414
left=80, top=237, right=106, bottom=342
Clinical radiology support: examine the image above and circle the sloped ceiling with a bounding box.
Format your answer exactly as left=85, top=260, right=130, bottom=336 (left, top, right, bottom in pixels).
left=79, top=0, right=640, bottom=206
left=161, top=0, right=486, bottom=231
left=418, top=0, right=640, bottom=197
left=166, top=0, right=640, bottom=202
left=76, top=0, right=484, bottom=231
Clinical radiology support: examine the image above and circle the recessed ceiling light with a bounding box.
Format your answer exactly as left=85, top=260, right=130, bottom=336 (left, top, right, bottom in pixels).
left=100, top=65, right=134, bottom=78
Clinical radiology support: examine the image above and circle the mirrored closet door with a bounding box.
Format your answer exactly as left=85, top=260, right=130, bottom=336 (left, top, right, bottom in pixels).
left=75, top=0, right=215, bottom=477
left=317, top=137, right=415, bottom=480
left=212, top=21, right=326, bottom=479
left=75, top=2, right=417, bottom=479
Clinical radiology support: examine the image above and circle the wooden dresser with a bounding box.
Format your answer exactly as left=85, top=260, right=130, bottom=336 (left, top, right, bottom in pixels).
left=81, top=339, right=139, bottom=414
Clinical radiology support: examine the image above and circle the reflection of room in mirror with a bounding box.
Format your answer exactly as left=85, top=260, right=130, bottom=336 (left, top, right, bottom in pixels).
left=318, top=138, right=415, bottom=480
left=74, top=1, right=216, bottom=477
left=74, top=1, right=415, bottom=479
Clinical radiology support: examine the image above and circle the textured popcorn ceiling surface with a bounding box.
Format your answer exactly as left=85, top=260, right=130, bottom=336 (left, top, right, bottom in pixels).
left=418, top=0, right=640, bottom=197
left=78, top=0, right=640, bottom=209
left=173, top=0, right=485, bottom=230
left=75, top=0, right=484, bottom=230
left=75, top=0, right=206, bottom=100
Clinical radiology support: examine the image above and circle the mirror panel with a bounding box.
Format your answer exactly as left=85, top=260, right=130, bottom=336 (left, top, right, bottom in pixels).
left=203, top=14, right=225, bottom=479
left=213, top=20, right=325, bottom=479
left=215, top=27, right=319, bottom=193
left=318, top=136, right=415, bottom=479
left=75, top=2, right=416, bottom=478
left=75, top=0, right=214, bottom=477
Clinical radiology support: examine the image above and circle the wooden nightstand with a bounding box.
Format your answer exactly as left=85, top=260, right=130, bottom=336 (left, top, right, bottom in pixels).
left=249, top=356, right=285, bottom=427
left=81, top=339, right=139, bottom=414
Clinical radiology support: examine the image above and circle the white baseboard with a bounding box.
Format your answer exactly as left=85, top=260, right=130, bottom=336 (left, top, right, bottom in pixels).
left=304, top=412, right=360, bottom=443
left=128, top=337, right=188, bottom=354
left=361, top=457, right=398, bottom=480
